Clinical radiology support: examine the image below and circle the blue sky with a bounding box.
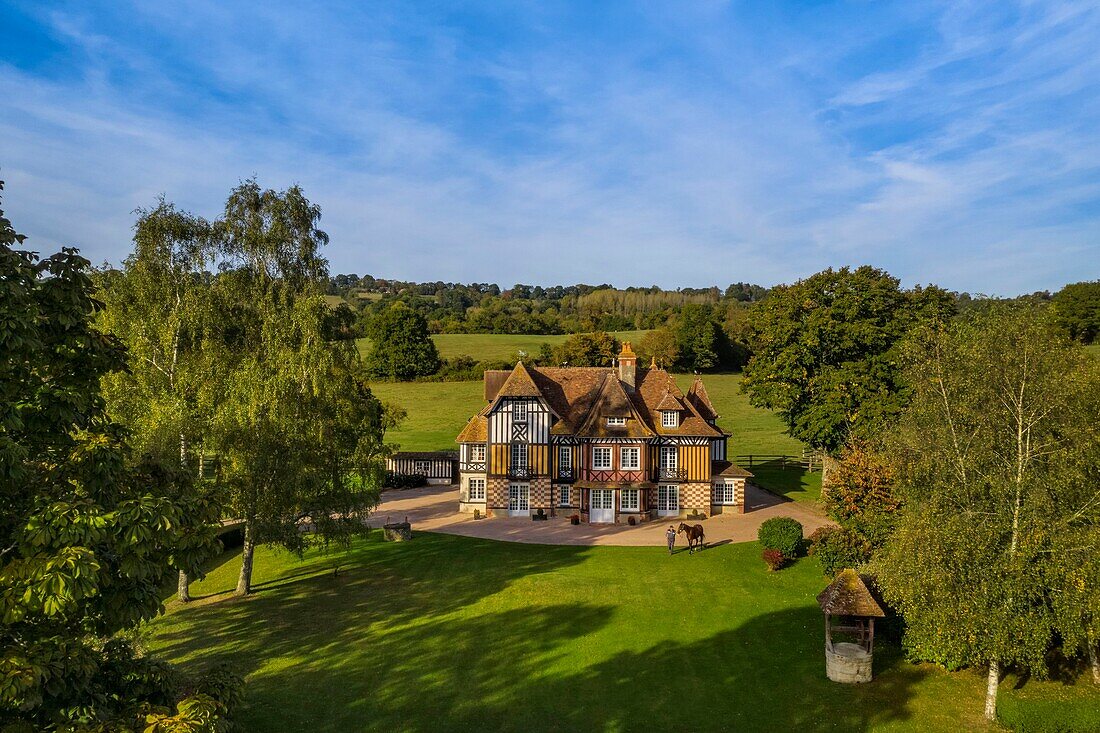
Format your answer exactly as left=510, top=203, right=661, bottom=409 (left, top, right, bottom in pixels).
left=1, top=1, right=1098, bottom=294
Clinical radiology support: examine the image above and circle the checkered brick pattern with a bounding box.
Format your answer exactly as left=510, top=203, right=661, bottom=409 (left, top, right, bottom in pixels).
left=681, top=482, right=711, bottom=512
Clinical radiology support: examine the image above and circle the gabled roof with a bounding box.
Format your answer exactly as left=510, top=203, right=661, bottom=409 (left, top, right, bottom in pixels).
left=468, top=363, right=725, bottom=440
left=575, top=373, right=655, bottom=438
left=816, top=570, right=885, bottom=617
left=655, top=390, right=684, bottom=411
left=687, top=378, right=719, bottom=421
left=493, top=361, right=541, bottom=400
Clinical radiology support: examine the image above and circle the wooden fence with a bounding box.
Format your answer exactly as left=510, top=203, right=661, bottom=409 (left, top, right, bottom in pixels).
left=730, top=450, right=821, bottom=472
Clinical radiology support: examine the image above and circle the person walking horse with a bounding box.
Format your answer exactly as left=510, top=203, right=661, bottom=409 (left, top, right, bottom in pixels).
left=666, top=525, right=676, bottom=555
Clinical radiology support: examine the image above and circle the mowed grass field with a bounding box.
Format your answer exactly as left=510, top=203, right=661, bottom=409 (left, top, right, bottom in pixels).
left=369, top=371, right=823, bottom=503
left=146, top=532, right=1100, bottom=732
left=357, top=330, right=651, bottom=362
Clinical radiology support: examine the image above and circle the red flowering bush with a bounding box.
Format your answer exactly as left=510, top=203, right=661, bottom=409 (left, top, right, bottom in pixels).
left=762, top=548, right=786, bottom=571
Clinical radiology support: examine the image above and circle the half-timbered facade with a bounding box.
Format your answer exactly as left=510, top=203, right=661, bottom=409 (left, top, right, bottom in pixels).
left=456, top=343, right=752, bottom=522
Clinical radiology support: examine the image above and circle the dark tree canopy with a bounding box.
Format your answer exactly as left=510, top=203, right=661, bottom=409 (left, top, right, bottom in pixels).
left=1053, top=280, right=1100, bottom=344
left=366, top=304, right=442, bottom=379
left=0, top=182, right=232, bottom=728
left=550, top=331, right=620, bottom=367
left=741, top=266, right=954, bottom=454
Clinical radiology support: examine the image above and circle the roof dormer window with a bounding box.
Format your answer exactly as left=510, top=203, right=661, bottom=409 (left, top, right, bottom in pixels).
left=606, top=417, right=626, bottom=426
left=661, top=410, right=679, bottom=428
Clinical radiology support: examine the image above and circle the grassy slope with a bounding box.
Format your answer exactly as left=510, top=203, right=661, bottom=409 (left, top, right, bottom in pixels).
left=371, top=371, right=822, bottom=503
left=357, top=330, right=651, bottom=362
left=147, top=533, right=1098, bottom=733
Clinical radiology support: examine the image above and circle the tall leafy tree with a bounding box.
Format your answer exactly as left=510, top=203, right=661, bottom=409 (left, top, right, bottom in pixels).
left=97, top=200, right=219, bottom=602
left=1052, top=280, right=1100, bottom=344
left=211, top=181, right=389, bottom=596
left=551, top=331, right=620, bottom=367
left=0, top=183, right=230, bottom=728
left=875, top=305, right=1100, bottom=720
left=365, top=304, right=441, bottom=379
left=741, top=266, right=954, bottom=481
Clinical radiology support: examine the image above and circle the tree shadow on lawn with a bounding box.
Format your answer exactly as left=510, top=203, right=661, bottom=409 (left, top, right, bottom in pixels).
left=151, top=532, right=594, bottom=670
left=157, top=591, right=938, bottom=731
left=749, top=461, right=822, bottom=504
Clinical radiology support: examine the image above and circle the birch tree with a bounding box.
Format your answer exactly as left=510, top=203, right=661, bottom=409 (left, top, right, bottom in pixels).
left=875, top=304, right=1100, bottom=721
left=210, top=181, right=388, bottom=596
left=98, top=201, right=220, bottom=602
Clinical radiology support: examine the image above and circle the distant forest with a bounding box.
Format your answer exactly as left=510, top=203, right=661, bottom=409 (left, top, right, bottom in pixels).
left=327, top=274, right=767, bottom=335
left=327, top=272, right=1098, bottom=380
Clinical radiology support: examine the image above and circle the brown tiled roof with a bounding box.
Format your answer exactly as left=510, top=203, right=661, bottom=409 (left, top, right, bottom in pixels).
left=575, top=373, right=655, bottom=438
left=655, top=390, right=684, bottom=411
left=687, top=378, right=719, bottom=421
left=468, top=363, right=725, bottom=440
left=712, top=460, right=753, bottom=478
left=484, top=370, right=510, bottom=401
left=817, top=570, right=885, bottom=617
left=493, top=361, right=542, bottom=400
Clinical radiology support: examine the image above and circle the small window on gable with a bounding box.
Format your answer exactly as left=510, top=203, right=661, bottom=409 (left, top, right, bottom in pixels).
left=512, top=401, right=528, bottom=423
left=470, top=444, right=485, bottom=462
left=662, top=410, right=679, bottom=428
left=606, top=416, right=626, bottom=426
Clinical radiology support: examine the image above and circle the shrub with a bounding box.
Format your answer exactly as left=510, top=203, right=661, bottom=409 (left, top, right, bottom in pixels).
left=809, top=526, right=872, bottom=577
left=762, top=548, right=786, bottom=571
left=384, top=472, right=427, bottom=489
left=758, top=517, right=803, bottom=559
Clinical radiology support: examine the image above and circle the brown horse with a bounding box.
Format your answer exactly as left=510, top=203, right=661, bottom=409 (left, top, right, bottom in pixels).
left=677, top=522, right=706, bottom=553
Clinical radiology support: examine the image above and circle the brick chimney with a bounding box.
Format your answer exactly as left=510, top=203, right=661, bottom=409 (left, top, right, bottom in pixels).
left=618, top=342, right=637, bottom=392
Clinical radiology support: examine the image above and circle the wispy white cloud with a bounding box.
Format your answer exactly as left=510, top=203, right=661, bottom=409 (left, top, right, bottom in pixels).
left=1, top=0, right=1098, bottom=294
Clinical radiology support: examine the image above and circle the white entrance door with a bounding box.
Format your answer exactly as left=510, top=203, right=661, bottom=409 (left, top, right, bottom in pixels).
left=508, top=484, right=529, bottom=516
left=657, top=485, right=680, bottom=517
left=590, top=489, right=615, bottom=523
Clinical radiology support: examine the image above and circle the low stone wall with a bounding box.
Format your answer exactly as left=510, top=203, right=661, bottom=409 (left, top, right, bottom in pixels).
left=825, top=642, right=873, bottom=683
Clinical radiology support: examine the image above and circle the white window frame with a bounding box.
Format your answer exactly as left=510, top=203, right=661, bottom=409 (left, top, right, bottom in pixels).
left=511, top=442, right=528, bottom=469
left=606, top=416, right=626, bottom=426
left=620, top=446, right=640, bottom=470
left=715, top=482, right=736, bottom=504
left=468, top=478, right=486, bottom=501
left=558, top=445, right=572, bottom=470
left=661, top=410, right=679, bottom=428
left=592, top=446, right=613, bottom=470
left=621, top=488, right=639, bottom=511
left=660, top=446, right=678, bottom=470
left=512, top=400, right=528, bottom=423
left=558, top=485, right=571, bottom=506
left=414, top=460, right=430, bottom=474
left=470, top=444, right=485, bottom=462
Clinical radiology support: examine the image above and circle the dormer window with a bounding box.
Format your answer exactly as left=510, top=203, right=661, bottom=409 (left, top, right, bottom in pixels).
left=661, top=410, right=679, bottom=428
left=512, top=400, right=528, bottom=423
left=606, top=417, right=626, bottom=426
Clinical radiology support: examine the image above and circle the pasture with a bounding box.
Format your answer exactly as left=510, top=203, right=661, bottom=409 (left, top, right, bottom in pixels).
left=146, top=532, right=1100, bottom=732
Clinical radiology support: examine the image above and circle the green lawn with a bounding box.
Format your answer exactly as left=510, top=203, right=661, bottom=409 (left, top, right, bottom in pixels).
left=370, top=371, right=823, bottom=503
left=146, top=533, right=1099, bottom=732
left=357, top=330, right=651, bottom=362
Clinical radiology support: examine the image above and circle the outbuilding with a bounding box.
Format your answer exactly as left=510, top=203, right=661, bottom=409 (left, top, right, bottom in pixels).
left=385, top=451, right=457, bottom=485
